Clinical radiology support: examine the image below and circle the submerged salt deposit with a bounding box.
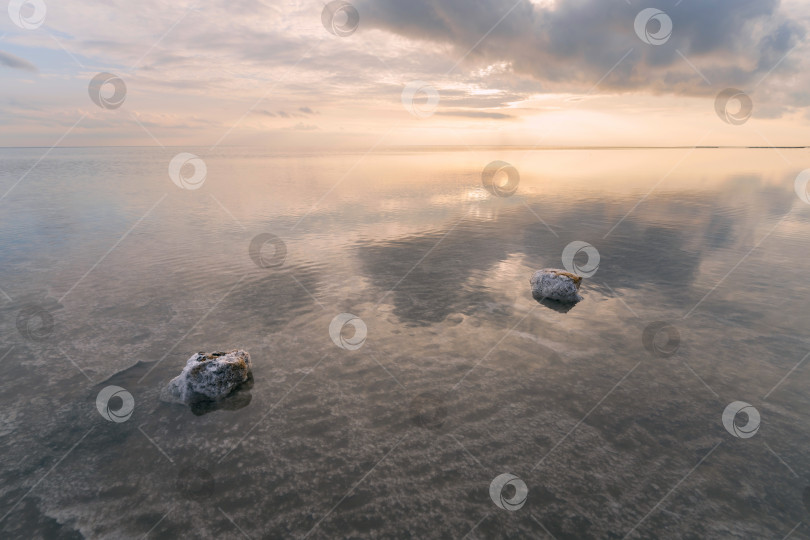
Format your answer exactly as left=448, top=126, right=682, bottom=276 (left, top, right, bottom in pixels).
left=160, top=350, right=252, bottom=404
left=530, top=268, right=583, bottom=304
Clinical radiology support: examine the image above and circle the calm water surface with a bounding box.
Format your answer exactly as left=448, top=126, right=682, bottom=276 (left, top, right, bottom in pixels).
left=1, top=147, right=809, bottom=539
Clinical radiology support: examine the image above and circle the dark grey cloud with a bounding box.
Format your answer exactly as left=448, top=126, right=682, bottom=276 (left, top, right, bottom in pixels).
left=356, top=0, right=805, bottom=95
left=0, top=51, right=37, bottom=72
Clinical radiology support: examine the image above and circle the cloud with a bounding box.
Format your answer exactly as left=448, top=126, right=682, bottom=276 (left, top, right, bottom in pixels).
left=2, top=0, right=809, bottom=145
left=0, top=51, right=38, bottom=72
left=288, top=122, right=319, bottom=130
left=355, top=0, right=806, bottom=95
left=436, top=110, right=513, bottom=119
left=255, top=108, right=317, bottom=118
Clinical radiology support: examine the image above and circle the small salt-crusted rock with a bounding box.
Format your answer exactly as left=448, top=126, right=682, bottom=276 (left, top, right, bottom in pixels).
left=161, top=350, right=252, bottom=405
left=530, top=269, right=583, bottom=304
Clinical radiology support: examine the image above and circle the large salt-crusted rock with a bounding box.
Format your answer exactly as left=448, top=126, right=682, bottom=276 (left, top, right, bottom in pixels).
left=530, top=269, right=583, bottom=304
left=161, top=350, right=252, bottom=404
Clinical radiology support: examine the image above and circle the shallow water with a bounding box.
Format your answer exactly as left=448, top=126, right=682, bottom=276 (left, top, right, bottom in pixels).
left=1, top=147, right=809, bottom=539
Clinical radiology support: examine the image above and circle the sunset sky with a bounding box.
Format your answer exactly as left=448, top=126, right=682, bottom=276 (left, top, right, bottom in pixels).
left=2, top=0, right=810, bottom=149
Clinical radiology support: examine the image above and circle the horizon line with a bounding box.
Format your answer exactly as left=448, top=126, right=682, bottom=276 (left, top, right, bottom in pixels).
left=0, top=144, right=807, bottom=151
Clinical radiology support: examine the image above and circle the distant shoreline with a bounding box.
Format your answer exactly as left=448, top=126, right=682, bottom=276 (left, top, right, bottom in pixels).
left=0, top=145, right=807, bottom=151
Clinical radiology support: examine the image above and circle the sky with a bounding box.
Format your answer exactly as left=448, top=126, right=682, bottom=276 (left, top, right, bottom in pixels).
left=1, top=0, right=810, bottom=149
